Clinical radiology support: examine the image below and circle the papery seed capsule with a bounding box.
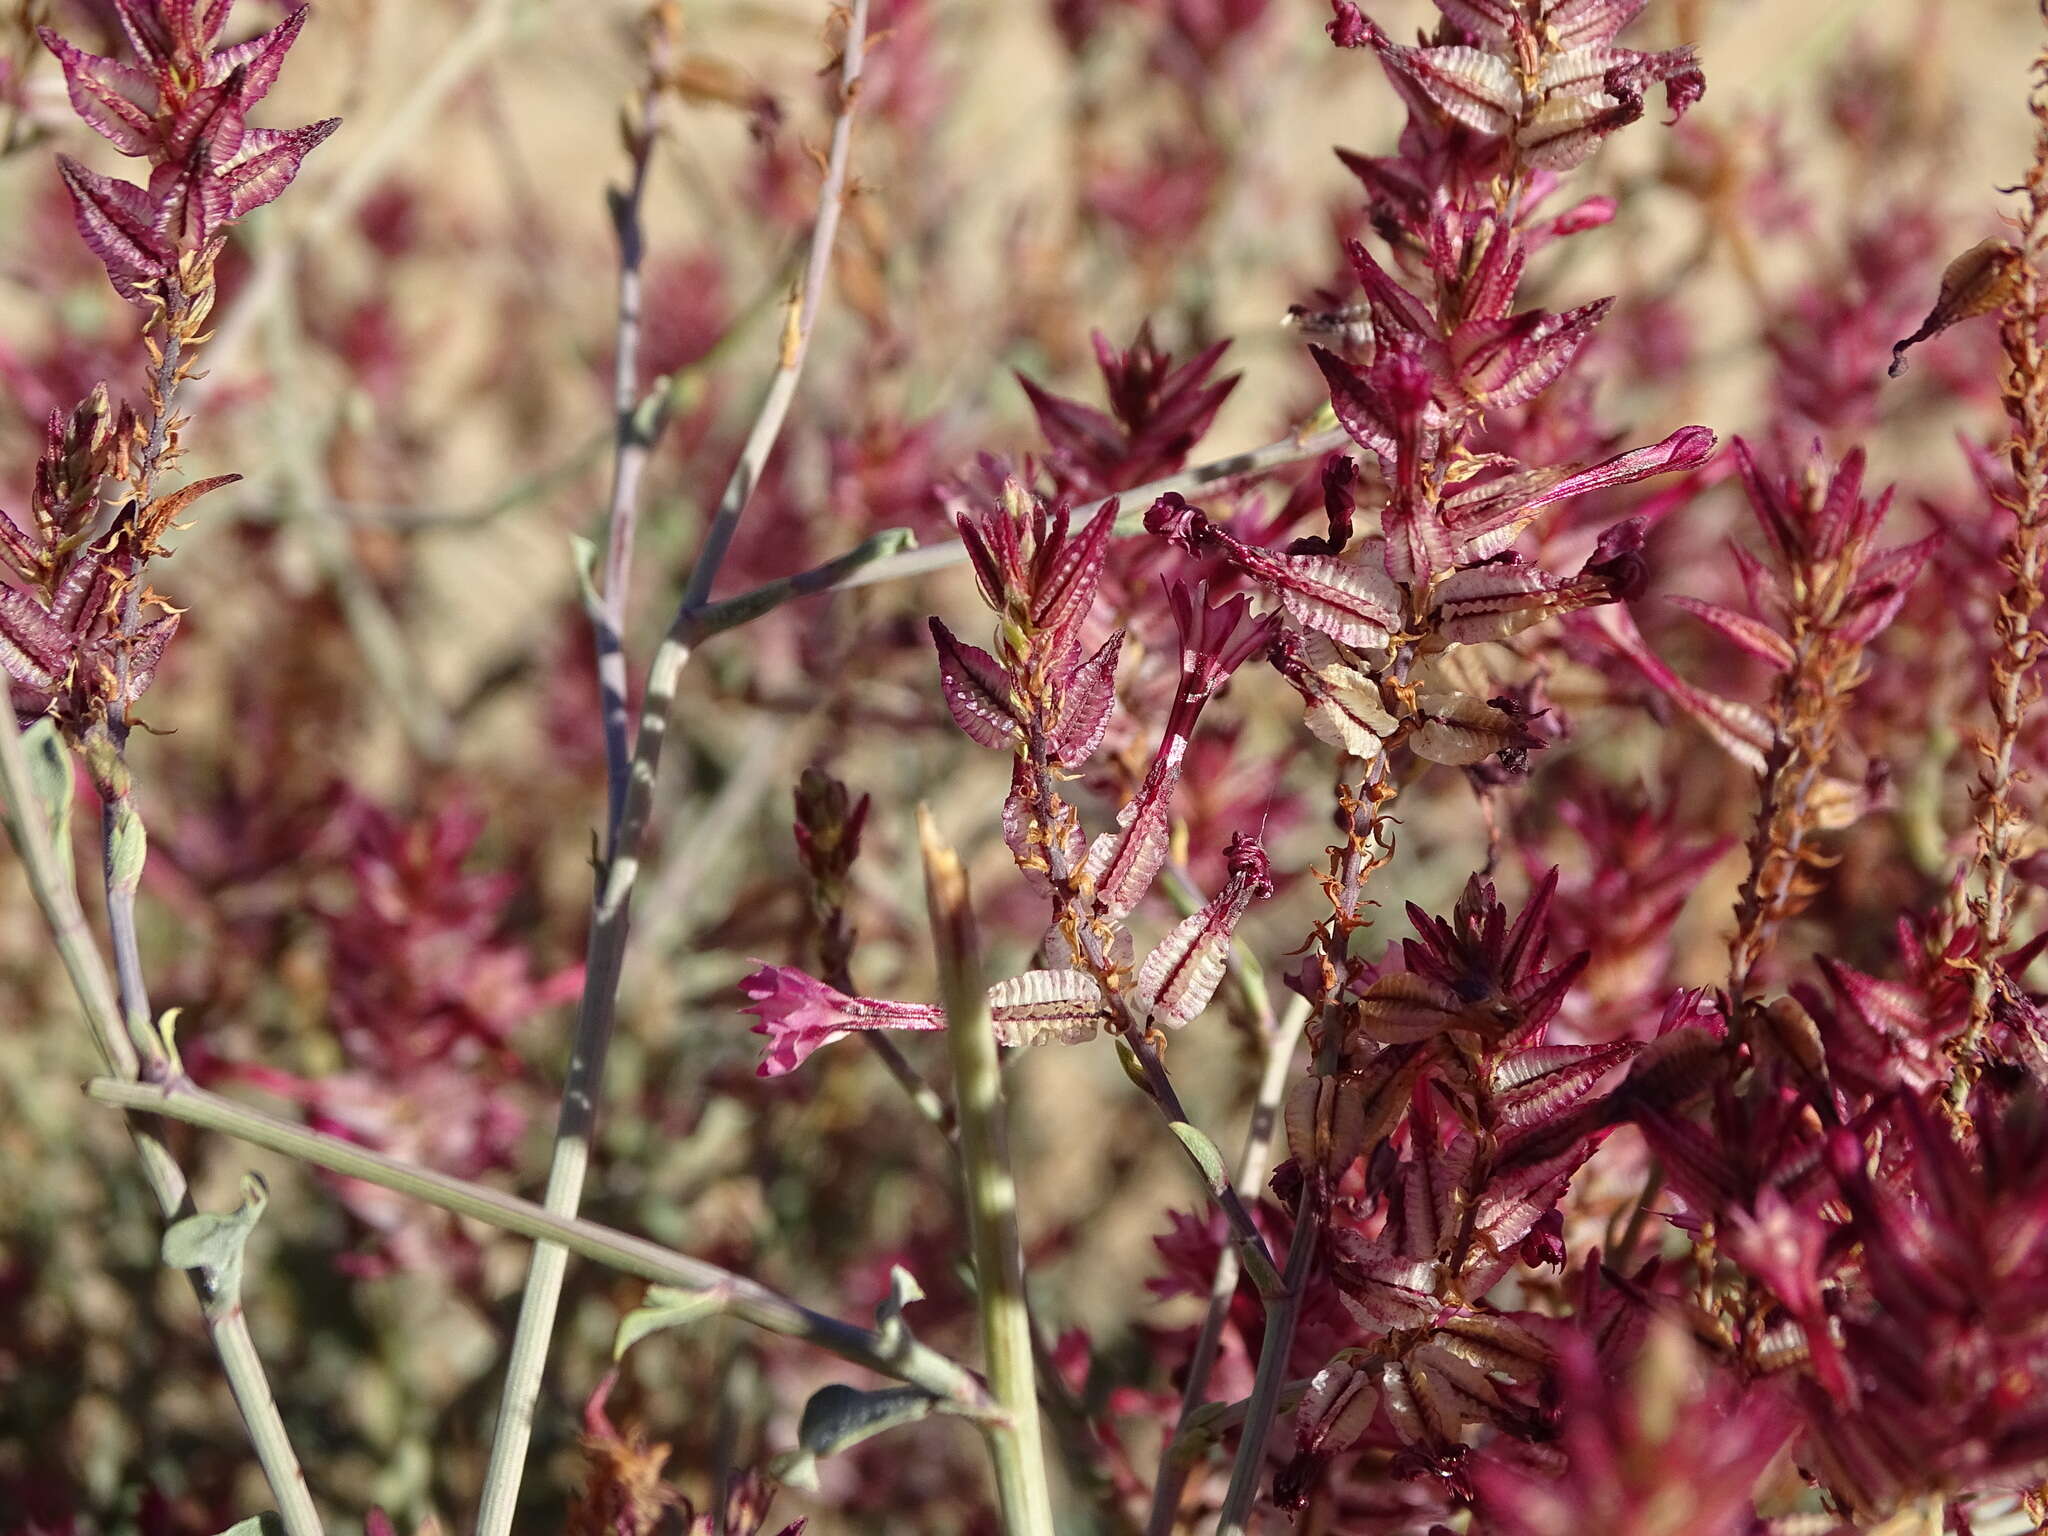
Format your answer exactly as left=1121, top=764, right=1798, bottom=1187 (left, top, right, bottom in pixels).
left=1285, top=1072, right=1368, bottom=1179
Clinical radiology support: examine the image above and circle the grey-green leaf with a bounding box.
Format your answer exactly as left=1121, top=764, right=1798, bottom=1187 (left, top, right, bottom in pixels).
left=1170, top=1120, right=1228, bottom=1196
left=873, top=1263, right=925, bottom=1354
left=107, top=800, right=147, bottom=895
left=613, top=1284, right=723, bottom=1360
left=161, top=1172, right=269, bottom=1304
left=800, top=1383, right=935, bottom=1461
left=17, top=718, right=74, bottom=883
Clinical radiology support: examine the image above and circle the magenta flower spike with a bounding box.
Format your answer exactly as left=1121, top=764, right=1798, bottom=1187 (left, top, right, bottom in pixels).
left=739, top=964, right=946, bottom=1078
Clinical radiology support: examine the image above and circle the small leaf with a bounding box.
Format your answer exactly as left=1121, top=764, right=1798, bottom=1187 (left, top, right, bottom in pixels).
left=1048, top=629, right=1123, bottom=768
left=1170, top=1121, right=1228, bottom=1196
left=1455, top=297, right=1612, bottom=409
left=207, top=6, right=309, bottom=109
left=613, top=1284, right=724, bottom=1359
left=1667, top=596, right=1795, bottom=671
left=1083, top=752, right=1179, bottom=918
left=37, top=32, right=158, bottom=155
left=1137, top=905, right=1237, bottom=1030
left=216, top=118, right=342, bottom=220
left=873, top=1265, right=925, bottom=1354
left=1113, top=1033, right=1150, bottom=1093
left=14, top=718, right=76, bottom=884
left=156, top=1005, right=185, bottom=1077
left=1411, top=691, right=1519, bottom=767
left=929, top=617, right=1020, bottom=749
left=569, top=534, right=602, bottom=616
left=1354, top=971, right=1467, bottom=1042
left=209, top=1518, right=285, bottom=1536
left=55, top=156, right=171, bottom=304
left=1380, top=43, right=1521, bottom=134
left=107, top=800, right=147, bottom=895
left=1310, top=345, right=1396, bottom=465
left=161, top=1171, right=268, bottom=1307
left=772, top=1383, right=938, bottom=1489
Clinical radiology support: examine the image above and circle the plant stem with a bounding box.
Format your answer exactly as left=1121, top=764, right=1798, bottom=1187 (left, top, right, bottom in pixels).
left=479, top=7, right=872, bottom=1525
left=1021, top=749, right=1282, bottom=1299
left=593, top=70, right=667, bottom=845
left=1, top=718, right=323, bottom=1536
left=1144, top=993, right=1309, bottom=1536
left=837, top=427, right=1346, bottom=589
left=1955, top=46, right=2048, bottom=1103
left=87, top=1075, right=996, bottom=1415
left=1214, top=1198, right=1322, bottom=1536
left=919, top=809, right=1057, bottom=1535
left=678, top=3, right=869, bottom=615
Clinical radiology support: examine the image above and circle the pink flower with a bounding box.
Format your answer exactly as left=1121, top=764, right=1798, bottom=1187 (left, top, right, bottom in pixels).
left=738, top=964, right=945, bottom=1077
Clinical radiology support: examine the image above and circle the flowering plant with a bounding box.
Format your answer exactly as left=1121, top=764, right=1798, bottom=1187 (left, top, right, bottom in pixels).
left=6, top=1, right=2048, bottom=1534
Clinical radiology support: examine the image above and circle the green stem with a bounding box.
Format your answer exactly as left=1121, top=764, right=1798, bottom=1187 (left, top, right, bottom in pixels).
left=1215, top=1198, right=1321, bottom=1536
left=86, top=1076, right=996, bottom=1413
left=920, top=809, right=1057, bottom=1535
left=2, top=718, right=322, bottom=1536
left=479, top=5, right=874, bottom=1526
left=837, top=427, right=1346, bottom=590
left=1144, top=994, right=1309, bottom=1536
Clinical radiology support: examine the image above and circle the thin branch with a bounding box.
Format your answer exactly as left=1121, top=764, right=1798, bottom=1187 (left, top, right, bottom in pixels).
left=0, top=718, right=322, bottom=1536
left=86, top=1076, right=995, bottom=1415
left=921, top=809, right=1057, bottom=1533
left=1019, top=745, right=1283, bottom=1300
left=834, top=427, right=1347, bottom=591
left=1955, top=41, right=2048, bottom=1100
left=479, top=7, right=874, bottom=1528
left=679, top=11, right=872, bottom=614
left=1215, top=1199, right=1322, bottom=1536
left=593, top=62, right=669, bottom=847
left=1144, top=993, right=1310, bottom=1536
